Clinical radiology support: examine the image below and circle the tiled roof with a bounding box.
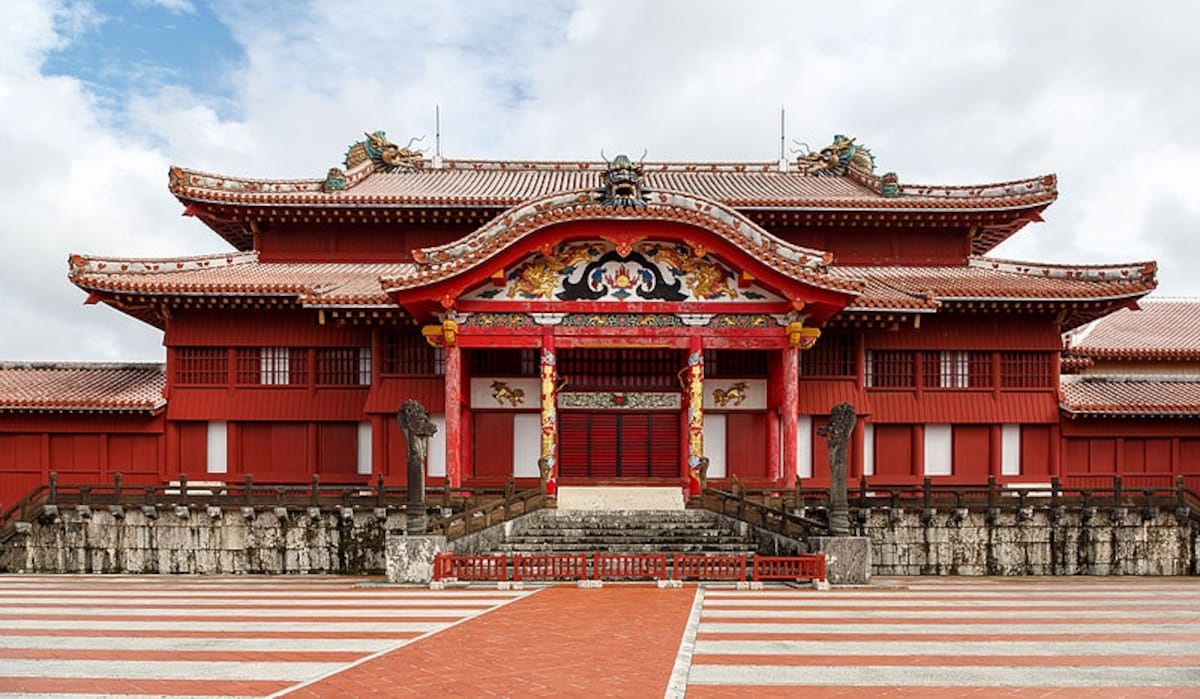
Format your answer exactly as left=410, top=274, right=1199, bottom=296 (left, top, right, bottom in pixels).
left=69, top=252, right=413, bottom=308
left=1065, top=299, right=1200, bottom=360
left=69, top=250, right=1157, bottom=323
left=0, top=363, right=165, bottom=413
left=833, top=256, right=1157, bottom=312
left=384, top=190, right=859, bottom=297
left=1060, top=375, right=1200, bottom=417
left=169, top=160, right=1058, bottom=212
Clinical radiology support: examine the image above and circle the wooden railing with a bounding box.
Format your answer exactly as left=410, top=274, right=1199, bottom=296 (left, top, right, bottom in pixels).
left=593, top=554, right=668, bottom=581
left=673, top=553, right=747, bottom=581
left=708, top=474, right=1200, bottom=527
left=430, top=552, right=799, bottom=583
left=428, top=488, right=550, bottom=541
left=433, top=553, right=508, bottom=582
left=0, top=472, right=533, bottom=543
left=753, top=554, right=826, bottom=582
left=513, top=554, right=588, bottom=581
left=696, top=481, right=829, bottom=539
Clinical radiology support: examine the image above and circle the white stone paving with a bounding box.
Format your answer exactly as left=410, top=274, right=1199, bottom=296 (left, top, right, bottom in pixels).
left=685, top=577, right=1200, bottom=691
left=0, top=575, right=532, bottom=696
left=687, top=664, right=1200, bottom=687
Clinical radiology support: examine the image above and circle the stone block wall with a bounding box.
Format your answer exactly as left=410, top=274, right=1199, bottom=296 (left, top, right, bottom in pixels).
left=863, top=507, right=1200, bottom=576
left=1, top=505, right=404, bottom=575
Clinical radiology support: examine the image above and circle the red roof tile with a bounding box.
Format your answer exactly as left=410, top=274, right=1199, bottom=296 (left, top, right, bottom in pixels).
left=1066, top=299, right=1200, bottom=360
left=1060, top=375, right=1200, bottom=417
left=833, top=257, right=1156, bottom=313
left=69, top=252, right=413, bottom=308
left=69, top=249, right=1157, bottom=326
left=383, top=190, right=859, bottom=297
left=0, top=363, right=165, bottom=413
left=169, top=160, right=1057, bottom=213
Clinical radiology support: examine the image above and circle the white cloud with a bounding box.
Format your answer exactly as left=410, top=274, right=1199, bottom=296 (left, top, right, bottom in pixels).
left=1, top=0, right=1198, bottom=361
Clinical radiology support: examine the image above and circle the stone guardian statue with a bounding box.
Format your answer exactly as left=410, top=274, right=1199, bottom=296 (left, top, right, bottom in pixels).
left=817, top=402, right=856, bottom=536
left=398, top=399, right=438, bottom=533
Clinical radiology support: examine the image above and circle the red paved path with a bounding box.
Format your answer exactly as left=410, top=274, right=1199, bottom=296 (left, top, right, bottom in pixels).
left=284, top=584, right=696, bottom=698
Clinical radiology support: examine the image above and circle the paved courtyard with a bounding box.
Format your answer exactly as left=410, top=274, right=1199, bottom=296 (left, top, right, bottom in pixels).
left=0, top=574, right=1197, bottom=697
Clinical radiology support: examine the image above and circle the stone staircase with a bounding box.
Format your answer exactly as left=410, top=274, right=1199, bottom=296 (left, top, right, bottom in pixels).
left=484, top=509, right=756, bottom=556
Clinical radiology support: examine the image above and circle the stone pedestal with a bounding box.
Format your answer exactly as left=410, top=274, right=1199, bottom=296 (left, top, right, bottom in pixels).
left=810, top=536, right=872, bottom=585
left=385, top=534, right=447, bottom=584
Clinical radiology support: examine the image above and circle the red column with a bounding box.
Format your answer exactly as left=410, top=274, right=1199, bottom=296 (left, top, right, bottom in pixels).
left=989, top=424, right=1003, bottom=480
left=444, top=342, right=462, bottom=488
left=781, top=345, right=799, bottom=487
left=685, top=336, right=705, bottom=479
left=539, top=334, right=558, bottom=493
left=767, top=410, right=781, bottom=482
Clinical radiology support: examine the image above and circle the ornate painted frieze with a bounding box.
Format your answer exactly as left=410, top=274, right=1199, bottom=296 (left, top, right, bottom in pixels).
left=557, top=391, right=681, bottom=410
left=559, top=313, right=684, bottom=327
left=461, top=312, right=537, bottom=327
left=463, top=241, right=783, bottom=305
left=708, top=314, right=780, bottom=328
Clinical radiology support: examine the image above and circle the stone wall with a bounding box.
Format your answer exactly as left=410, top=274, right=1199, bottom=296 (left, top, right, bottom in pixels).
left=1, top=505, right=403, bottom=575
left=5, top=502, right=1198, bottom=576
left=863, top=507, right=1200, bottom=576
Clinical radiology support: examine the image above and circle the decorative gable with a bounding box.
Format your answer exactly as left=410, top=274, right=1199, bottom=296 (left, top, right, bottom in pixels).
left=461, top=241, right=786, bottom=305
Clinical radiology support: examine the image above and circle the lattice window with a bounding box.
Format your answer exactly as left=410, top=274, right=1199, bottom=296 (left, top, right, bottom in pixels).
left=1001, top=351, right=1054, bottom=388
left=703, top=350, right=768, bottom=378
left=470, top=349, right=539, bottom=377
left=175, top=348, right=228, bottom=385
left=923, top=351, right=992, bottom=389
left=559, top=349, right=682, bottom=390
left=801, top=335, right=855, bottom=377
left=317, top=347, right=372, bottom=385
left=865, top=350, right=915, bottom=388
left=235, top=348, right=308, bottom=385
left=383, top=329, right=444, bottom=376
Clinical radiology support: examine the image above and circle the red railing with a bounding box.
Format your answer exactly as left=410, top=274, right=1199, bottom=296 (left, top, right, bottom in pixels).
left=433, top=553, right=508, bottom=582
left=673, top=554, right=747, bottom=581
left=752, top=554, right=826, bottom=582
left=513, top=554, right=588, bottom=581
left=593, top=554, right=668, bottom=581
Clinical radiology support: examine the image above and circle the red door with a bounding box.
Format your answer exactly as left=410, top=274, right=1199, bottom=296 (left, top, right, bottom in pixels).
left=559, top=412, right=679, bottom=478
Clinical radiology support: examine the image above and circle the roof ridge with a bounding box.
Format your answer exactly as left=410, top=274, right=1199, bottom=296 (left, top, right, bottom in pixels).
left=970, top=256, right=1157, bottom=282
left=69, top=251, right=259, bottom=276
left=0, top=361, right=164, bottom=370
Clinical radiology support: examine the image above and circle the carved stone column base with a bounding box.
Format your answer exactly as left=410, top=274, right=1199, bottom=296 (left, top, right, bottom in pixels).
left=385, top=534, right=447, bottom=584
left=809, top=536, right=872, bottom=585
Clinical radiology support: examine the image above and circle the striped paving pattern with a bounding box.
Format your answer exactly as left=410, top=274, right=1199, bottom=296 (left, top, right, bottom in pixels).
left=0, top=575, right=531, bottom=698
left=685, top=577, right=1200, bottom=697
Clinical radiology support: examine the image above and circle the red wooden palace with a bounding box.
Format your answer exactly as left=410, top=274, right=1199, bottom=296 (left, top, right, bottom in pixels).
left=2, top=131, right=1193, bottom=509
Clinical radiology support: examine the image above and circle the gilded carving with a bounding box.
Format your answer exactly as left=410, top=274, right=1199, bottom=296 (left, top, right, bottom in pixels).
left=712, top=381, right=749, bottom=407
left=508, top=258, right=564, bottom=299
left=490, top=381, right=525, bottom=407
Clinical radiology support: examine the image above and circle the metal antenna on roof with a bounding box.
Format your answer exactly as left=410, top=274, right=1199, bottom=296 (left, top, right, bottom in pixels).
left=778, top=106, right=790, bottom=173
left=432, top=105, right=444, bottom=169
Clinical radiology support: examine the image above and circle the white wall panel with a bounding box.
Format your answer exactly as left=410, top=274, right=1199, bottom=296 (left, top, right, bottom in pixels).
left=512, top=413, right=542, bottom=477
left=924, top=424, right=953, bottom=476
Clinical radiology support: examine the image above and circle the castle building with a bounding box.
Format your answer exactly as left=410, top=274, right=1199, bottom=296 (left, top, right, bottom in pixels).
left=0, top=132, right=1179, bottom=508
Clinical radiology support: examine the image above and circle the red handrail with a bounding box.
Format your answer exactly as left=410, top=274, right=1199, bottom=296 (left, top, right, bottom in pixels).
left=673, top=553, right=746, bottom=581
left=752, top=554, right=826, bottom=582
left=593, top=553, right=668, bottom=581
left=513, top=554, right=588, bottom=581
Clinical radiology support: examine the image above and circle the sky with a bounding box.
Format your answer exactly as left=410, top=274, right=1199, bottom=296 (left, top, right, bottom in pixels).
left=1, top=0, right=1198, bottom=362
